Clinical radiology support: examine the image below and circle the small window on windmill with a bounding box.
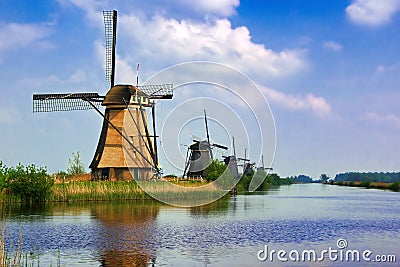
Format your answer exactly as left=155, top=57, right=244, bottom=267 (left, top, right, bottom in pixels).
left=141, top=96, right=148, bottom=105
left=130, top=95, right=138, bottom=104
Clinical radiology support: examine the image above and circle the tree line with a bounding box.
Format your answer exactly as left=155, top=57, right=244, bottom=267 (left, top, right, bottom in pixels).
left=334, top=172, right=400, bottom=183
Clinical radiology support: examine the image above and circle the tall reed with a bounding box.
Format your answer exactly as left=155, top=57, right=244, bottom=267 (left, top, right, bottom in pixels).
left=50, top=181, right=149, bottom=202
left=50, top=180, right=225, bottom=202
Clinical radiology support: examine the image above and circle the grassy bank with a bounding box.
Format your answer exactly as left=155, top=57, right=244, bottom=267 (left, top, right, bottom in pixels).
left=331, top=181, right=400, bottom=192
left=0, top=161, right=292, bottom=203
left=1, top=180, right=228, bottom=203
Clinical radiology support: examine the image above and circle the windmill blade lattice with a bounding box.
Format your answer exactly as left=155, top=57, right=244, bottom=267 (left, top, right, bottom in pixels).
left=138, top=84, right=173, bottom=99
left=32, top=93, right=104, bottom=112
left=103, top=10, right=117, bottom=86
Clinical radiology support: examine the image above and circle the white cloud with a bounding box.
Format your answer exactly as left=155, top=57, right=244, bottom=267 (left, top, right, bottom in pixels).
left=346, top=0, right=400, bottom=26
left=59, top=0, right=313, bottom=117
left=95, top=41, right=137, bottom=85
left=0, top=22, right=52, bottom=52
left=261, top=86, right=331, bottom=116
left=116, top=15, right=307, bottom=81
left=323, top=41, right=342, bottom=52
left=57, top=1, right=308, bottom=81
left=365, top=112, right=400, bottom=127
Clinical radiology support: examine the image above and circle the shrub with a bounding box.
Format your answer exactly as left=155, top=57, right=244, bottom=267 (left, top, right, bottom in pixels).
left=4, top=163, right=54, bottom=204
left=390, top=182, right=400, bottom=192
left=359, top=181, right=371, bottom=188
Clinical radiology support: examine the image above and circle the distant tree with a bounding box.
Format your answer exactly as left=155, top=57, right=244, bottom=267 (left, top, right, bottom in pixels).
left=293, top=175, right=313, bottom=183
left=67, top=151, right=86, bottom=175
left=205, top=159, right=227, bottom=182
left=264, top=173, right=282, bottom=186
left=334, top=172, right=400, bottom=183
left=320, top=174, right=330, bottom=183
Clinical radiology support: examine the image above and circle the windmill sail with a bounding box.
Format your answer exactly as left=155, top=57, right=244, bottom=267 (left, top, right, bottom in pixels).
left=103, top=10, right=117, bottom=87
left=32, top=93, right=104, bottom=112
left=138, top=84, right=173, bottom=99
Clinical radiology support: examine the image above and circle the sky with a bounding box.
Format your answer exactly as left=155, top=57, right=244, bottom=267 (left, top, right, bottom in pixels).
left=0, top=0, right=399, bottom=179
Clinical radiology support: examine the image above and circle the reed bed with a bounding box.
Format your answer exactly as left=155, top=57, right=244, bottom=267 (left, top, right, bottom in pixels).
left=333, top=181, right=400, bottom=191
left=49, top=180, right=227, bottom=202
left=50, top=180, right=149, bottom=202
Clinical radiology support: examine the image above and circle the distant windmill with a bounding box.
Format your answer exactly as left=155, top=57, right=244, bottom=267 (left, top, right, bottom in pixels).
left=257, top=155, right=273, bottom=171
left=183, top=109, right=228, bottom=178
left=248, top=155, right=273, bottom=192
left=222, top=137, right=240, bottom=179
left=32, top=10, right=173, bottom=181
left=237, top=147, right=253, bottom=175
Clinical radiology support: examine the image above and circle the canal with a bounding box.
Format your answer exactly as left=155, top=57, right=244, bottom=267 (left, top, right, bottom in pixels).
left=2, top=184, right=400, bottom=266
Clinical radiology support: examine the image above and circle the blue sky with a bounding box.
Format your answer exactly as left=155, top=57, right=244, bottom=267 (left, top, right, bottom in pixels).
left=0, top=0, right=399, bottom=179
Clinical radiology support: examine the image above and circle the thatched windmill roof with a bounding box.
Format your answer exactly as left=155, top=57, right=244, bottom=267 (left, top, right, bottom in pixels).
left=102, top=84, right=147, bottom=106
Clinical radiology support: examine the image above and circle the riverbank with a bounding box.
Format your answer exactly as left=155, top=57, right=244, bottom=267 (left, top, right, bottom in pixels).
left=1, top=180, right=231, bottom=203
left=1, top=178, right=286, bottom=203
left=328, top=181, right=400, bottom=192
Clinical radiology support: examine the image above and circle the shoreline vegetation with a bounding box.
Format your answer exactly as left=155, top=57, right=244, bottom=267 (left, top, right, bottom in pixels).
left=0, top=177, right=291, bottom=204
left=0, top=161, right=292, bottom=204
left=327, top=181, right=400, bottom=192
left=2, top=160, right=399, bottom=204
left=323, top=171, right=400, bottom=192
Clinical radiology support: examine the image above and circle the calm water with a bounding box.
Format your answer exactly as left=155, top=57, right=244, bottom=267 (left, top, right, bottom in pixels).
left=2, top=184, right=400, bottom=266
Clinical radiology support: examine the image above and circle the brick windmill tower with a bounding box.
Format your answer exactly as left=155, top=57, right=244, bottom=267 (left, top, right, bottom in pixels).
left=33, top=10, right=173, bottom=180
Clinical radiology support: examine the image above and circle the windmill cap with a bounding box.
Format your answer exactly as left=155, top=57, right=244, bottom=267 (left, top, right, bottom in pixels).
left=102, top=84, right=146, bottom=106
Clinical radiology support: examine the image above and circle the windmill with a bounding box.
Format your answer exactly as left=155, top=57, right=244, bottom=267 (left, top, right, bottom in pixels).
left=32, top=10, right=173, bottom=181
left=183, top=109, right=228, bottom=179
left=222, top=137, right=240, bottom=179
left=237, top=147, right=253, bottom=175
